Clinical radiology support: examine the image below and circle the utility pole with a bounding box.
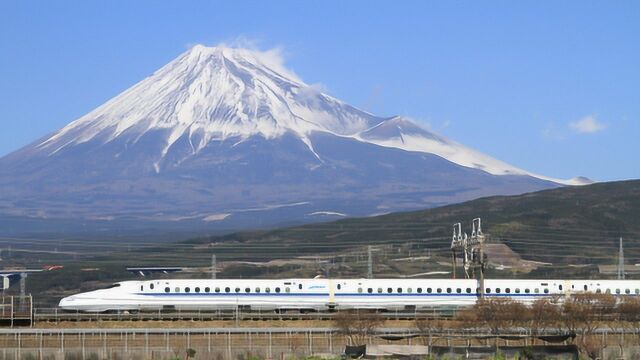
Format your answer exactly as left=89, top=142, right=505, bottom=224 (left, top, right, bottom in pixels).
left=451, top=218, right=487, bottom=299
left=617, top=237, right=625, bottom=280
left=211, top=254, right=217, bottom=279
left=470, top=218, right=486, bottom=299
left=367, top=246, right=373, bottom=279
left=450, top=223, right=466, bottom=279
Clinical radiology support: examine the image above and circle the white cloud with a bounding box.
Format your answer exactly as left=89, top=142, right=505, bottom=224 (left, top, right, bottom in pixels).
left=296, top=83, right=328, bottom=107
left=188, top=37, right=301, bottom=83
left=569, top=115, right=607, bottom=134
left=404, top=116, right=432, bottom=130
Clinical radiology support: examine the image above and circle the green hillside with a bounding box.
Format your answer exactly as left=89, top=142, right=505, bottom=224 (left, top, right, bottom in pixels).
left=15, top=179, right=640, bottom=307
left=187, top=179, right=640, bottom=265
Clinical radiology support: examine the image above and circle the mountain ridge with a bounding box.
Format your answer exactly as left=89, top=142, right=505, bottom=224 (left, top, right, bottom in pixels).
left=187, top=179, right=640, bottom=265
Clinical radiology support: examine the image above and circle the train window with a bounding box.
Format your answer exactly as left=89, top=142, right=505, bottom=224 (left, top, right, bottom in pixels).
left=525, top=288, right=530, bottom=294
left=367, top=288, right=373, bottom=294
left=141, top=286, right=144, bottom=291
left=505, top=288, right=511, bottom=294
left=534, top=288, right=539, bottom=294
left=175, top=287, right=180, bottom=293
left=456, top=288, right=461, bottom=294
left=495, top=288, right=501, bottom=294
left=616, top=289, right=621, bottom=294
left=486, top=288, right=491, bottom=294
left=205, top=287, right=210, bottom=293
left=165, top=287, right=170, bottom=293
left=606, top=289, right=611, bottom=294
left=150, top=284, right=154, bottom=290
left=299, top=284, right=303, bottom=290
left=417, top=288, right=422, bottom=293
left=337, top=284, right=341, bottom=290
left=437, top=288, right=442, bottom=294
left=285, top=287, right=290, bottom=293
left=225, top=287, right=230, bottom=293
left=265, top=287, right=271, bottom=293
left=515, top=288, right=520, bottom=294
left=427, top=288, right=432, bottom=293
left=275, top=287, right=281, bottom=293
left=446, top=288, right=451, bottom=294
left=245, top=288, right=250, bottom=293
left=387, top=288, right=393, bottom=293
left=596, top=288, right=602, bottom=294
left=255, top=287, right=261, bottom=293
left=625, top=289, right=630, bottom=294
left=397, top=288, right=402, bottom=293
left=466, top=288, right=472, bottom=294
left=235, top=288, right=240, bottom=293
left=358, top=288, right=363, bottom=294
left=215, top=287, right=220, bottom=293
left=407, top=288, right=412, bottom=293
left=377, top=288, right=383, bottom=293
left=185, top=287, right=190, bottom=293
left=559, top=285, right=563, bottom=291
left=584, top=285, right=588, bottom=291
left=636, top=289, right=640, bottom=295
left=544, top=288, right=549, bottom=294
left=195, top=287, right=200, bottom=293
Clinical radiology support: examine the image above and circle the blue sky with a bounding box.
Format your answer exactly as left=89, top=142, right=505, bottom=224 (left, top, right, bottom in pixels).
left=0, top=1, right=638, bottom=181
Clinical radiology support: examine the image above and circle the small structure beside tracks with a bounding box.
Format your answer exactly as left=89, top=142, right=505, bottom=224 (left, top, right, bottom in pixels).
left=0, top=295, right=32, bottom=327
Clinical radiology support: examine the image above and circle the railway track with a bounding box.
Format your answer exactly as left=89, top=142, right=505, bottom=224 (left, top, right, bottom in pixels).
left=31, top=307, right=458, bottom=323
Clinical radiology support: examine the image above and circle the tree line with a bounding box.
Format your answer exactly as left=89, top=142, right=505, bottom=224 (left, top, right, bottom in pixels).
left=334, top=293, right=640, bottom=359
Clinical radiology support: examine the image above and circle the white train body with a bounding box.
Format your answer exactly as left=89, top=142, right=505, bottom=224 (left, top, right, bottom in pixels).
left=59, top=278, right=640, bottom=312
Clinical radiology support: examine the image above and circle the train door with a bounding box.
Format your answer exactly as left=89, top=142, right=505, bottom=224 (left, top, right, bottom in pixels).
left=564, top=280, right=571, bottom=299
left=328, top=279, right=336, bottom=309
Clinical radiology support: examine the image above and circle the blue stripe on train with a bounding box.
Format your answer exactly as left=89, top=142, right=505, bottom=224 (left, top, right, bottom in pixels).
left=137, top=292, right=550, bottom=297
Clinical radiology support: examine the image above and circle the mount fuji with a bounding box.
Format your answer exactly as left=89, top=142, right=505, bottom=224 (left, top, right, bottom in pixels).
left=0, top=45, right=589, bottom=236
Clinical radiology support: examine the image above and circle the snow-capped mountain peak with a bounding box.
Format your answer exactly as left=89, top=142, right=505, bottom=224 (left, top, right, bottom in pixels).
left=37, top=45, right=382, bottom=162
left=32, top=44, right=586, bottom=184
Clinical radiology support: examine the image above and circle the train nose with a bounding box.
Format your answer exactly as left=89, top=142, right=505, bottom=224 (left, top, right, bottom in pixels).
left=58, top=296, right=76, bottom=309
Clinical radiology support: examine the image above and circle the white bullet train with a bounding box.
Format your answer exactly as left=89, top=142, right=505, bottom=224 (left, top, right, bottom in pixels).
left=59, top=278, right=640, bottom=312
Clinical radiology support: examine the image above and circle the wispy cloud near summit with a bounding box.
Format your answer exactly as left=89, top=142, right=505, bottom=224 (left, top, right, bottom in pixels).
left=569, top=115, right=607, bottom=134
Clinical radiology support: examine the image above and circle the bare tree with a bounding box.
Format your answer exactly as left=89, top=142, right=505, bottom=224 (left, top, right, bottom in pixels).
left=561, top=293, right=615, bottom=359
left=455, top=298, right=527, bottom=348
left=471, top=298, right=526, bottom=335
left=415, top=316, right=449, bottom=348
left=618, top=296, right=640, bottom=346
left=333, top=310, right=385, bottom=346
left=608, top=295, right=640, bottom=357
left=526, top=297, right=560, bottom=344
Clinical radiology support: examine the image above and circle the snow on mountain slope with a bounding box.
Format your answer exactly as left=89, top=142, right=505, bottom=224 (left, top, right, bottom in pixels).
left=29, top=45, right=585, bottom=185
left=356, top=117, right=590, bottom=185
left=36, top=45, right=382, bottom=168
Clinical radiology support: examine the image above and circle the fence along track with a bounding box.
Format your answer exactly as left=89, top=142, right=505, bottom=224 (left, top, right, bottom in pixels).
left=31, top=307, right=458, bottom=323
